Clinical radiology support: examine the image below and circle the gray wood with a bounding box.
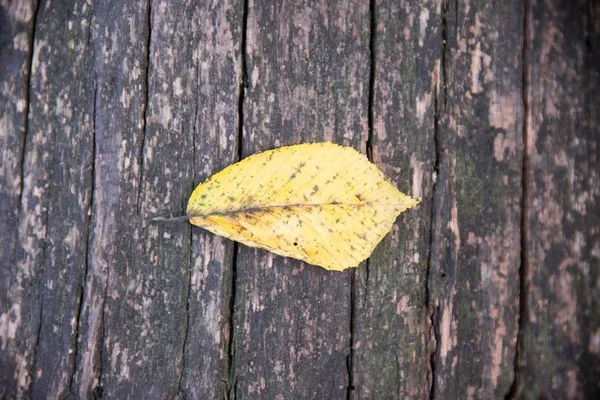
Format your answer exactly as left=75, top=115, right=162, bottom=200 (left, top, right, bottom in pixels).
left=177, top=0, right=243, bottom=398
left=1, top=0, right=598, bottom=399
left=70, top=0, right=243, bottom=399
left=429, top=0, right=524, bottom=398
left=1, top=1, right=96, bottom=398
left=514, top=0, right=600, bottom=398
left=0, top=0, right=38, bottom=397
left=350, top=0, right=439, bottom=397
left=232, top=0, right=369, bottom=398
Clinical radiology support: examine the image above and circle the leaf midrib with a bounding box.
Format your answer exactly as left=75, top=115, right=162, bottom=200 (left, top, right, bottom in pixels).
left=190, top=201, right=404, bottom=218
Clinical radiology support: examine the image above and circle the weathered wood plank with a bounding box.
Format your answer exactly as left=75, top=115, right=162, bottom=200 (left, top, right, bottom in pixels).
left=77, top=0, right=192, bottom=397
left=70, top=0, right=242, bottom=398
left=0, top=0, right=37, bottom=397
left=1, top=0, right=96, bottom=397
left=429, top=0, right=524, bottom=398
left=26, top=1, right=97, bottom=396
left=178, top=0, right=243, bottom=398
left=64, top=1, right=152, bottom=398
left=232, top=0, right=370, bottom=397
left=350, top=0, right=439, bottom=398
left=1, top=0, right=598, bottom=398
left=515, top=0, right=600, bottom=398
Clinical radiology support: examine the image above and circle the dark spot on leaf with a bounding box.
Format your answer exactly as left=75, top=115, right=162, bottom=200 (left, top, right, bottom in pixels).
left=293, top=242, right=298, bottom=246
left=228, top=196, right=235, bottom=201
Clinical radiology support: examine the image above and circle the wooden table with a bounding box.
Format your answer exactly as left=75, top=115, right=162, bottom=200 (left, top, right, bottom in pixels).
left=1, top=0, right=598, bottom=398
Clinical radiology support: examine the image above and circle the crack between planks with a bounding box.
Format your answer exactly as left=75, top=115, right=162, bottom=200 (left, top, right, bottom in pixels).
left=178, top=67, right=201, bottom=399
left=347, top=2, right=376, bottom=397
left=506, top=0, right=529, bottom=398
left=346, top=267, right=356, bottom=400
left=178, top=206, right=192, bottom=397
left=364, top=0, right=376, bottom=288
left=15, top=0, right=41, bottom=263
left=426, top=1, right=450, bottom=398
left=136, top=0, right=153, bottom=213
left=441, top=0, right=449, bottom=112
left=177, top=201, right=193, bottom=398
left=29, top=208, right=49, bottom=395
left=24, top=3, right=45, bottom=389
left=227, top=1, right=248, bottom=398
left=366, top=0, right=376, bottom=163
left=98, top=245, right=110, bottom=389
left=68, top=77, right=98, bottom=395
left=226, top=242, right=239, bottom=400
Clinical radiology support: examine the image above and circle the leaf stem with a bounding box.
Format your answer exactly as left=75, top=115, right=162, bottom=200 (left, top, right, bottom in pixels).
left=152, top=215, right=193, bottom=222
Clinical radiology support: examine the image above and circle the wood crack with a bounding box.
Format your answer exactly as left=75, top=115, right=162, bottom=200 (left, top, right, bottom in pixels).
left=29, top=204, right=49, bottom=394
left=177, top=53, right=201, bottom=398
left=227, top=0, right=248, bottom=397
left=15, top=0, right=41, bottom=261
left=506, top=0, right=530, bottom=398
left=177, top=225, right=192, bottom=397
left=68, top=77, right=98, bottom=396
left=346, top=269, right=356, bottom=400
left=226, top=241, right=239, bottom=400
left=426, top=1, right=451, bottom=397
left=137, top=0, right=153, bottom=213
left=347, top=1, right=376, bottom=397
left=25, top=2, right=46, bottom=388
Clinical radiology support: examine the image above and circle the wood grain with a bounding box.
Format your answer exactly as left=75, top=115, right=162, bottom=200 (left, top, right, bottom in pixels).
left=0, top=0, right=39, bottom=397
left=176, top=0, right=243, bottom=398
left=429, top=0, right=524, bottom=398
left=232, top=0, right=369, bottom=397
left=1, top=1, right=96, bottom=398
left=1, top=0, right=598, bottom=398
left=515, top=0, right=600, bottom=398
left=350, top=0, right=439, bottom=398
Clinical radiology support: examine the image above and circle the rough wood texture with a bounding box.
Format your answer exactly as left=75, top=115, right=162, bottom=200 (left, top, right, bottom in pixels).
left=1, top=0, right=598, bottom=399
left=232, top=1, right=369, bottom=397
left=514, top=0, right=600, bottom=398
left=0, top=0, right=37, bottom=397
left=350, top=0, right=438, bottom=398
left=429, top=0, right=524, bottom=398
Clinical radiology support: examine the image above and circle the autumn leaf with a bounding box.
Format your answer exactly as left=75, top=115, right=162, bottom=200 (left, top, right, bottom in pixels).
left=185, top=142, right=420, bottom=271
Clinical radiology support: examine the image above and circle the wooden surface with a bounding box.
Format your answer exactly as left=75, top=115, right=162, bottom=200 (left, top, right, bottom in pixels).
left=0, top=0, right=598, bottom=399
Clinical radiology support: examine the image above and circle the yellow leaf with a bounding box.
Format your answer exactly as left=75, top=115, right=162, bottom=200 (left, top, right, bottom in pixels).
left=186, top=143, right=420, bottom=271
